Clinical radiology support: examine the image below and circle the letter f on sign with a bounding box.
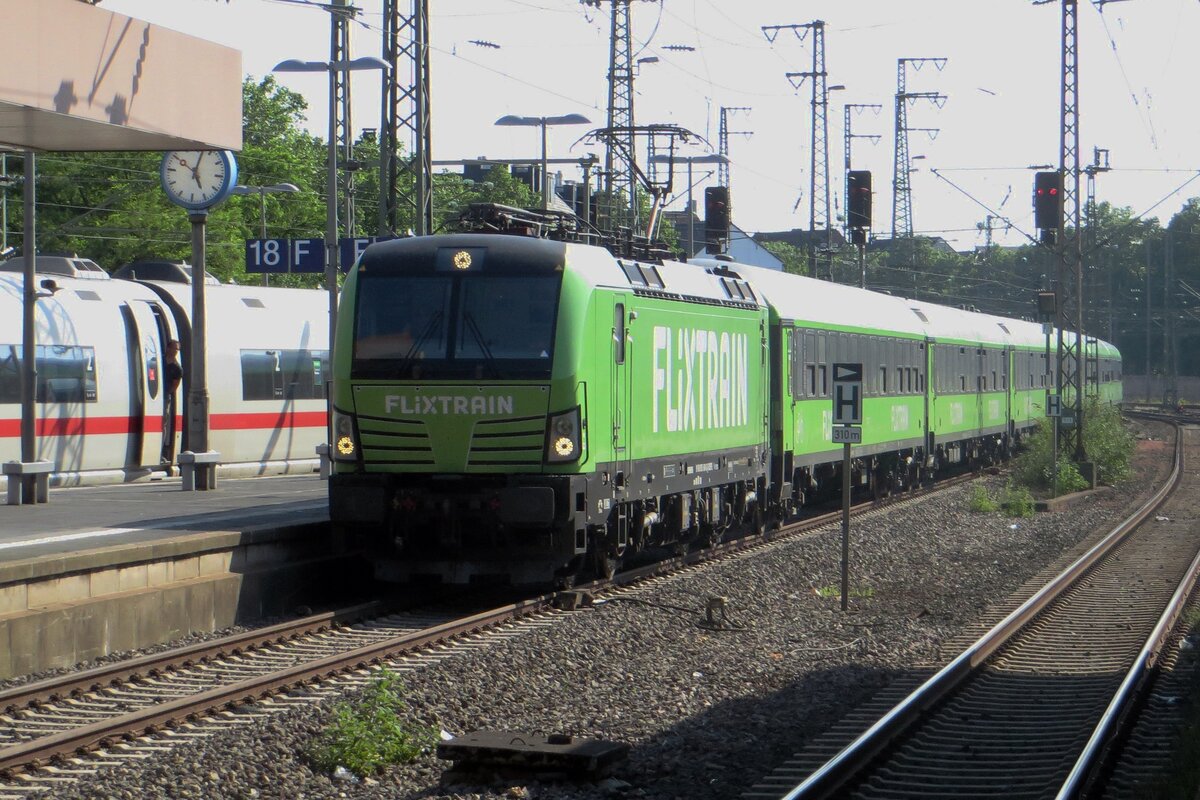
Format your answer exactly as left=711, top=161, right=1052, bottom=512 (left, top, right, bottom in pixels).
left=385, top=395, right=399, bottom=413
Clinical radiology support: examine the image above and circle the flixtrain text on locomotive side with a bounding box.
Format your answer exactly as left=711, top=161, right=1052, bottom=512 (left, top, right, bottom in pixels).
left=328, top=233, right=1122, bottom=587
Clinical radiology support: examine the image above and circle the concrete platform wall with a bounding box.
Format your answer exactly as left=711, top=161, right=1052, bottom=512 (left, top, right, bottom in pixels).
left=0, top=523, right=364, bottom=679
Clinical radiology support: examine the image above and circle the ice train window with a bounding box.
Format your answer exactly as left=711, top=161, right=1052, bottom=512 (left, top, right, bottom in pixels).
left=0, top=344, right=97, bottom=404
left=240, top=349, right=330, bottom=401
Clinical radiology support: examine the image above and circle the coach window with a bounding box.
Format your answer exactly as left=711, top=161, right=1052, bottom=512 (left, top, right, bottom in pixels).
left=614, top=304, right=626, bottom=365
left=241, top=349, right=330, bottom=401
left=0, top=346, right=16, bottom=404
left=0, top=345, right=98, bottom=404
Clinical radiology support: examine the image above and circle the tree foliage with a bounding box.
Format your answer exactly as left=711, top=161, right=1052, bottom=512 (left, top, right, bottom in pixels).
left=4, top=78, right=1200, bottom=377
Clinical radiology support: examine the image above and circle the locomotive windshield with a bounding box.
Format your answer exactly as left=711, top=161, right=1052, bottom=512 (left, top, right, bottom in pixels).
left=352, top=272, right=561, bottom=380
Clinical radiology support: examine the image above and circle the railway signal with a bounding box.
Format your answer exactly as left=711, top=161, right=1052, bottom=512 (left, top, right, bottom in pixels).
left=1034, top=171, right=1063, bottom=243
left=704, top=186, right=731, bottom=252
left=847, top=170, right=872, bottom=232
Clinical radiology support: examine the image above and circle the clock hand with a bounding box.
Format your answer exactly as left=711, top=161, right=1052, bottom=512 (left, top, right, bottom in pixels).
left=190, top=153, right=204, bottom=187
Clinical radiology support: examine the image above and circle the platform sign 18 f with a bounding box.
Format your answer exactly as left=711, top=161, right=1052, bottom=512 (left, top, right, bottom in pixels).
left=245, top=238, right=324, bottom=274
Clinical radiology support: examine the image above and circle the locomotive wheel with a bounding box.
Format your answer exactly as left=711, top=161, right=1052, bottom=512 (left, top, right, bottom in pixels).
left=870, top=470, right=893, bottom=501
left=592, top=548, right=620, bottom=580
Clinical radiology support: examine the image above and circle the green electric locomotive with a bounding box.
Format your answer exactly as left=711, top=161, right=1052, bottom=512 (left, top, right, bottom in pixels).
left=329, top=234, right=771, bottom=584
left=328, top=232, right=1121, bottom=585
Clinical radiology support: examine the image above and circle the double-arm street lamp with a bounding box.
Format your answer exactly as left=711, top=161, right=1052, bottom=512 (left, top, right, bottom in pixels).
left=272, top=57, right=389, bottom=365
left=650, top=153, right=728, bottom=257
left=231, top=183, right=301, bottom=238
left=494, top=113, right=591, bottom=209
left=231, top=183, right=300, bottom=286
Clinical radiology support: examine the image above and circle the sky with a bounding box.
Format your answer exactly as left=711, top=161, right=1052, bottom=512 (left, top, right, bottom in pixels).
left=100, top=0, right=1200, bottom=250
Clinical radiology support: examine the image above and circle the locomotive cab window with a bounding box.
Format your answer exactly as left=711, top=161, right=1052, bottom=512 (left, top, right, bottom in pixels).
left=352, top=259, right=562, bottom=380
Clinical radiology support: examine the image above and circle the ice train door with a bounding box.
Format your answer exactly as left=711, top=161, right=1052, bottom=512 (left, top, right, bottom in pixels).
left=119, top=301, right=171, bottom=468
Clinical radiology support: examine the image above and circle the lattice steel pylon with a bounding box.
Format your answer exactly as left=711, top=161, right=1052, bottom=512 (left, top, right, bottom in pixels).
left=718, top=106, right=752, bottom=188
left=768, top=21, right=831, bottom=278
left=1055, top=0, right=1086, bottom=460
left=379, top=0, right=432, bottom=236
left=891, top=57, right=946, bottom=240
left=332, top=1, right=355, bottom=237
left=583, top=0, right=645, bottom=233
left=1084, top=147, right=1110, bottom=342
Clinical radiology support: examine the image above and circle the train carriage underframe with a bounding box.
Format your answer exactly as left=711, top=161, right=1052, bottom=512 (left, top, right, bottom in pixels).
left=355, top=425, right=1022, bottom=587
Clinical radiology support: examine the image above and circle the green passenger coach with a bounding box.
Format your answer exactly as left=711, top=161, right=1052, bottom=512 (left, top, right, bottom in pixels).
left=328, top=231, right=1122, bottom=586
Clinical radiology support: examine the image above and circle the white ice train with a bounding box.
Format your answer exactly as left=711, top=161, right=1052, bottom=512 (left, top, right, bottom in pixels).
left=0, top=256, right=329, bottom=490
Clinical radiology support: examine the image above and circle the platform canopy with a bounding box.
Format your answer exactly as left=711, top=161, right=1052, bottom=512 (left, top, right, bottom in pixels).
left=0, top=0, right=242, bottom=152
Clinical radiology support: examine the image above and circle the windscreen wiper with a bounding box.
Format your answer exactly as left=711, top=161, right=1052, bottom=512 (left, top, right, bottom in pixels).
left=461, top=311, right=500, bottom=378
left=400, top=309, right=443, bottom=370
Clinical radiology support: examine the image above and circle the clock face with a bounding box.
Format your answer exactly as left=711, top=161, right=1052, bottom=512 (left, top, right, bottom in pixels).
left=161, top=150, right=236, bottom=209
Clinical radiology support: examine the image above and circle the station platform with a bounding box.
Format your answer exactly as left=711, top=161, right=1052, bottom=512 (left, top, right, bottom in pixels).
left=0, top=473, right=329, bottom=564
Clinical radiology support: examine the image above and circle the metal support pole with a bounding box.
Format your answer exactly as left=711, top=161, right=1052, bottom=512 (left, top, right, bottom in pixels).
left=187, top=210, right=211, bottom=489
left=259, top=189, right=269, bottom=287
left=687, top=159, right=695, bottom=257
left=20, top=152, right=36, bottom=469
left=2, top=153, right=8, bottom=254
left=582, top=159, right=593, bottom=233
left=840, top=439, right=851, bottom=611
left=858, top=242, right=866, bottom=289
left=326, top=61, right=340, bottom=441
left=540, top=119, right=550, bottom=210
left=1145, top=239, right=1152, bottom=398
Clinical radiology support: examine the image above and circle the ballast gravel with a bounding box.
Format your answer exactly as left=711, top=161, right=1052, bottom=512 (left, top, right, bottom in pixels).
left=51, top=424, right=1172, bottom=800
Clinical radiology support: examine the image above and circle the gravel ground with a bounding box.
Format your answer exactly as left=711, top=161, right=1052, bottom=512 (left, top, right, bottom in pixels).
left=50, top=421, right=1173, bottom=800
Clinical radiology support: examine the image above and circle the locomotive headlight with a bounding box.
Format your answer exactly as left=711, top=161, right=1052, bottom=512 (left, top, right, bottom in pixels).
left=545, top=406, right=582, bottom=464
left=331, top=407, right=360, bottom=462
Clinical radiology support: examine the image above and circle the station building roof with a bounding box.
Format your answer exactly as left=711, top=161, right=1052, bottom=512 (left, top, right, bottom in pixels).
left=1, top=0, right=241, bottom=152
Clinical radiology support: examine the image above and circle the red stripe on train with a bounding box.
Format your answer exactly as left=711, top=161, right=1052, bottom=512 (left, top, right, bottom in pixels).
left=0, top=411, right=326, bottom=438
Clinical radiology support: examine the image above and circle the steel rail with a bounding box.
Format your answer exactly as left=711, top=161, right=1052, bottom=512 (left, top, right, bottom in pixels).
left=778, top=417, right=1183, bottom=800
left=0, top=463, right=976, bottom=778
left=0, top=602, right=385, bottom=715
left=0, top=595, right=548, bottom=774
left=1057, top=428, right=1195, bottom=798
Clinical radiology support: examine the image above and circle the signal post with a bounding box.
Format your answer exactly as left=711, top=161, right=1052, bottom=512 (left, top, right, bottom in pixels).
left=832, top=362, right=863, bottom=611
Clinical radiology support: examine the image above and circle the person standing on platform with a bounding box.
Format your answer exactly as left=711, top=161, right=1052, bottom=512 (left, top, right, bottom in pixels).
left=160, top=339, right=183, bottom=474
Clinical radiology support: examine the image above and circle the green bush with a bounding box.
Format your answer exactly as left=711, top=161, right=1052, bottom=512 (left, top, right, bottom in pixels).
left=1051, top=459, right=1089, bottom=494
left=1012, top=400, right=1134, bottom=493
left=1081, top=397, right=1134, bottom=484
left=999, top=483, right=1036, bottom=517
left=309, top=669, right=438, bottom=777
left=968, top=484, right=1000, bottom=513
left=1012, top=417, right=1056, bottom=490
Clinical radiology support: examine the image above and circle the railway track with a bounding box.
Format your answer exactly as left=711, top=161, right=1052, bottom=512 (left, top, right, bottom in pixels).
left=0, top=470, right=971, bottom=794
left=747, top=414, right=1193, bottom=800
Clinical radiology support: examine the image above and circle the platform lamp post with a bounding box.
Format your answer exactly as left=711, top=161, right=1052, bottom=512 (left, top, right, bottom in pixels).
left=231, top=183, right=300, bottom=286
left=494, top=114, right=591, bottom=210
left=650, top=153, right=728, bottom=257
left=272, top=57, right=389, bottom=389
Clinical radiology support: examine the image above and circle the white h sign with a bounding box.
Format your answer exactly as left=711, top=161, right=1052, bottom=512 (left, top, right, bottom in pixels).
left=832, top=362, right=863, bottom=425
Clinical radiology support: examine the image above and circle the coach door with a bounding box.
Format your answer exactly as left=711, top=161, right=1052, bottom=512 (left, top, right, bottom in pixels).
left=610, top=298, right=632, bottom=484
left=120, top=301, right=170, bottom=469
left=1004, top=347, right=1014, bottom=437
